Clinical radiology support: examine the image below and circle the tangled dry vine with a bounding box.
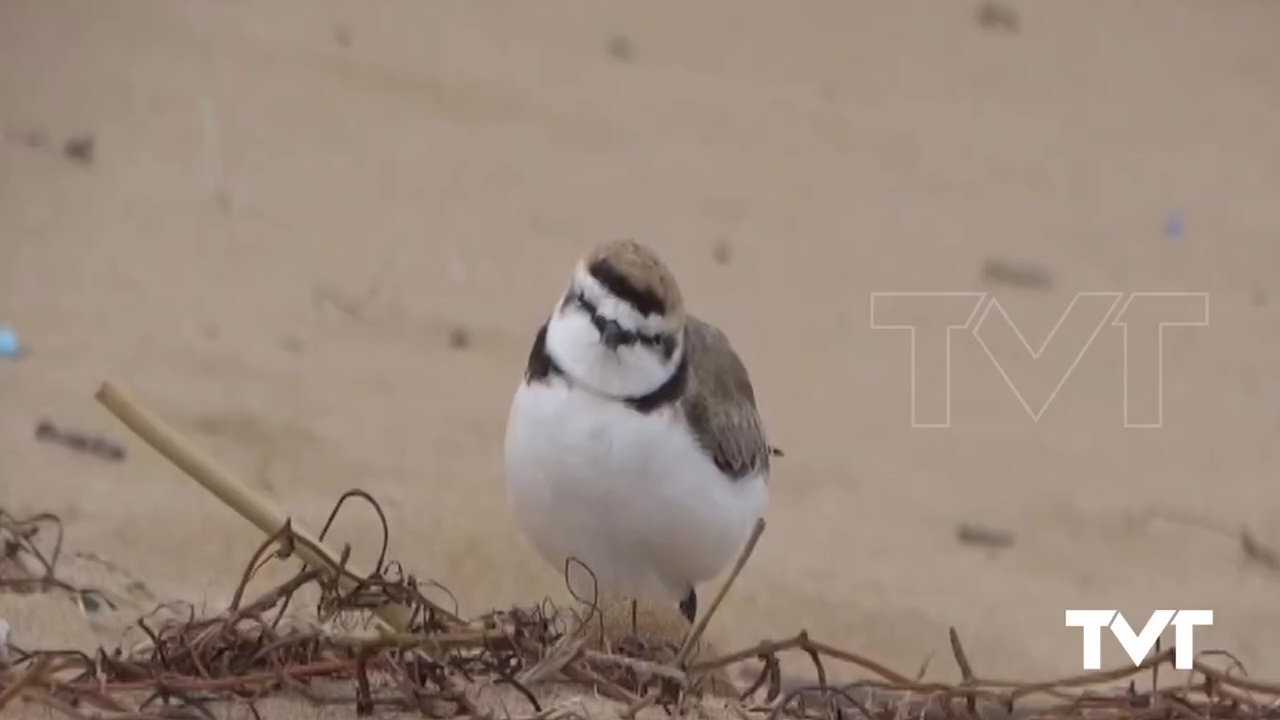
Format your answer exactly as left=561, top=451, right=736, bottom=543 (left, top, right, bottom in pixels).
left=2, top=497, right=1279, bottom=720
left=2, top=381, right=1280, bottom=719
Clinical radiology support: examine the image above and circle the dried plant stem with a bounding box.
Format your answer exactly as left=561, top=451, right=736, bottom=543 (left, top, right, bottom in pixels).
left=677, top=517, right=765, bottom=667
left=6, top=492, right=1280, bottom=720
left=619, top=518, right=767, bottom=719
left=94, top=381, right=415, bottom=632
left=0, top=655, right=50, bottom=712
left=691, top=633, right=933, bottom=690
left=582, top=650, right=688, bottom=685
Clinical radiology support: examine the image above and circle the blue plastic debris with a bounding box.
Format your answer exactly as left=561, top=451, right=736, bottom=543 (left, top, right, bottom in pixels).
left=1164, top=213, right=1185, bottom=241
left=0, top=326, right=21, bottom=358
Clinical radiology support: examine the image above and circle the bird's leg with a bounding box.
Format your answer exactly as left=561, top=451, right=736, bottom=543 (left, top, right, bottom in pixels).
left=679, top=587, right=697, bottom=624
left=630, top=598, right=638, bottom=637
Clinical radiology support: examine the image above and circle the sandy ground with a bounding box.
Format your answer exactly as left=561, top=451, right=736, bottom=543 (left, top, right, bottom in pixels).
left=3, top=0, right=1280, bottom=716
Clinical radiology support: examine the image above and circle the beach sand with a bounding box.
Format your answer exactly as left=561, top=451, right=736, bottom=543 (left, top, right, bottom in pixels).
left=3, top=1, right=1279, bottom=717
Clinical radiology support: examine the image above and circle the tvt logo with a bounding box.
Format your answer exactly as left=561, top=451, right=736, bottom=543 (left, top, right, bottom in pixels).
left=870, top=292, right=1209, bottom=427
left=1065, top=609, right=1214, bottom=670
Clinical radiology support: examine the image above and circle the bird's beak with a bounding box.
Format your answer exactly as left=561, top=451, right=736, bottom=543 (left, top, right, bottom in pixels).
left=600, top=319, right=626, bottom=350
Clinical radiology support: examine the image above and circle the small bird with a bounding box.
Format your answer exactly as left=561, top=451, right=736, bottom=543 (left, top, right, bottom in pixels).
left=504, top=238, right=779, bottom=624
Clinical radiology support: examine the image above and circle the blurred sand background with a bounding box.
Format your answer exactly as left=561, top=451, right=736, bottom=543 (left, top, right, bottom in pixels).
left=3, top=0, right=1280, bottom=704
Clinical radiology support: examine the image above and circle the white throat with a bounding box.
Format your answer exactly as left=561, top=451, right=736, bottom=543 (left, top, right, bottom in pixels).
left=543, top=268, right=685, bottom=399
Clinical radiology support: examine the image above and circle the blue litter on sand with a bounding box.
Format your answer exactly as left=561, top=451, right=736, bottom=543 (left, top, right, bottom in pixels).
left=0, top=326, right=21, bottom=358
left=1164, top=213, right=1185, bottom=241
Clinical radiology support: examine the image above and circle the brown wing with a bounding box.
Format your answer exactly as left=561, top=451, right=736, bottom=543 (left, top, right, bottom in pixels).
left=680, top=316, right=777, bottom=481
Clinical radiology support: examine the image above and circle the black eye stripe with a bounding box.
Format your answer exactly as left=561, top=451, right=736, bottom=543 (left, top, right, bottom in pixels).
left=575, top=292, right=667, bottom=347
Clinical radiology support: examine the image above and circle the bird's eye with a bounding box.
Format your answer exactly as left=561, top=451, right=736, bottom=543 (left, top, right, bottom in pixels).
left=660, top=335, right=677, bottom=357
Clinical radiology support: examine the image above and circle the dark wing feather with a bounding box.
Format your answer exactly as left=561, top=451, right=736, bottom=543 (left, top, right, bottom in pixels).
left=680, top=316, right=775, bottom=480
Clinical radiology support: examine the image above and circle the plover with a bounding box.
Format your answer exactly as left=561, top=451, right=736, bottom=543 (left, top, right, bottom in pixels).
left=503, top=239, right=779, bottom=623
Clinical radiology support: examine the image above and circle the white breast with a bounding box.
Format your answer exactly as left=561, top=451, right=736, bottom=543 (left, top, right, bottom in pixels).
left=503, top=378, right=769, bottom=606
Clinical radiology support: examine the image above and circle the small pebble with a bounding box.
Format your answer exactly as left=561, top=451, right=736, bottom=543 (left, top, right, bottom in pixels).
left=0, top=326, right=21, bottom=358
left=607, top=35, right=634, bottom=62
left=711, top=239, right=733, bottom=266
left=447, top=325, right=471, bottom=350
left=333, top=23, right=352, bottom=48
left=79, top=593, right=102, bottom=613
left=63, top=133, right=95, bottom=165
left=980, top=258, right=1052, bottom=289
left=976, top=1, right=1019, bottom=32
left=35, top=420, right=127, bottom=462
left=956, top=522, right=1016, bottom=549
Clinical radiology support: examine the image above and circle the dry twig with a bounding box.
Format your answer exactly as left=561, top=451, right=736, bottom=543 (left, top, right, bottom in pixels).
left=1, top=383, right=1277, bottom=719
